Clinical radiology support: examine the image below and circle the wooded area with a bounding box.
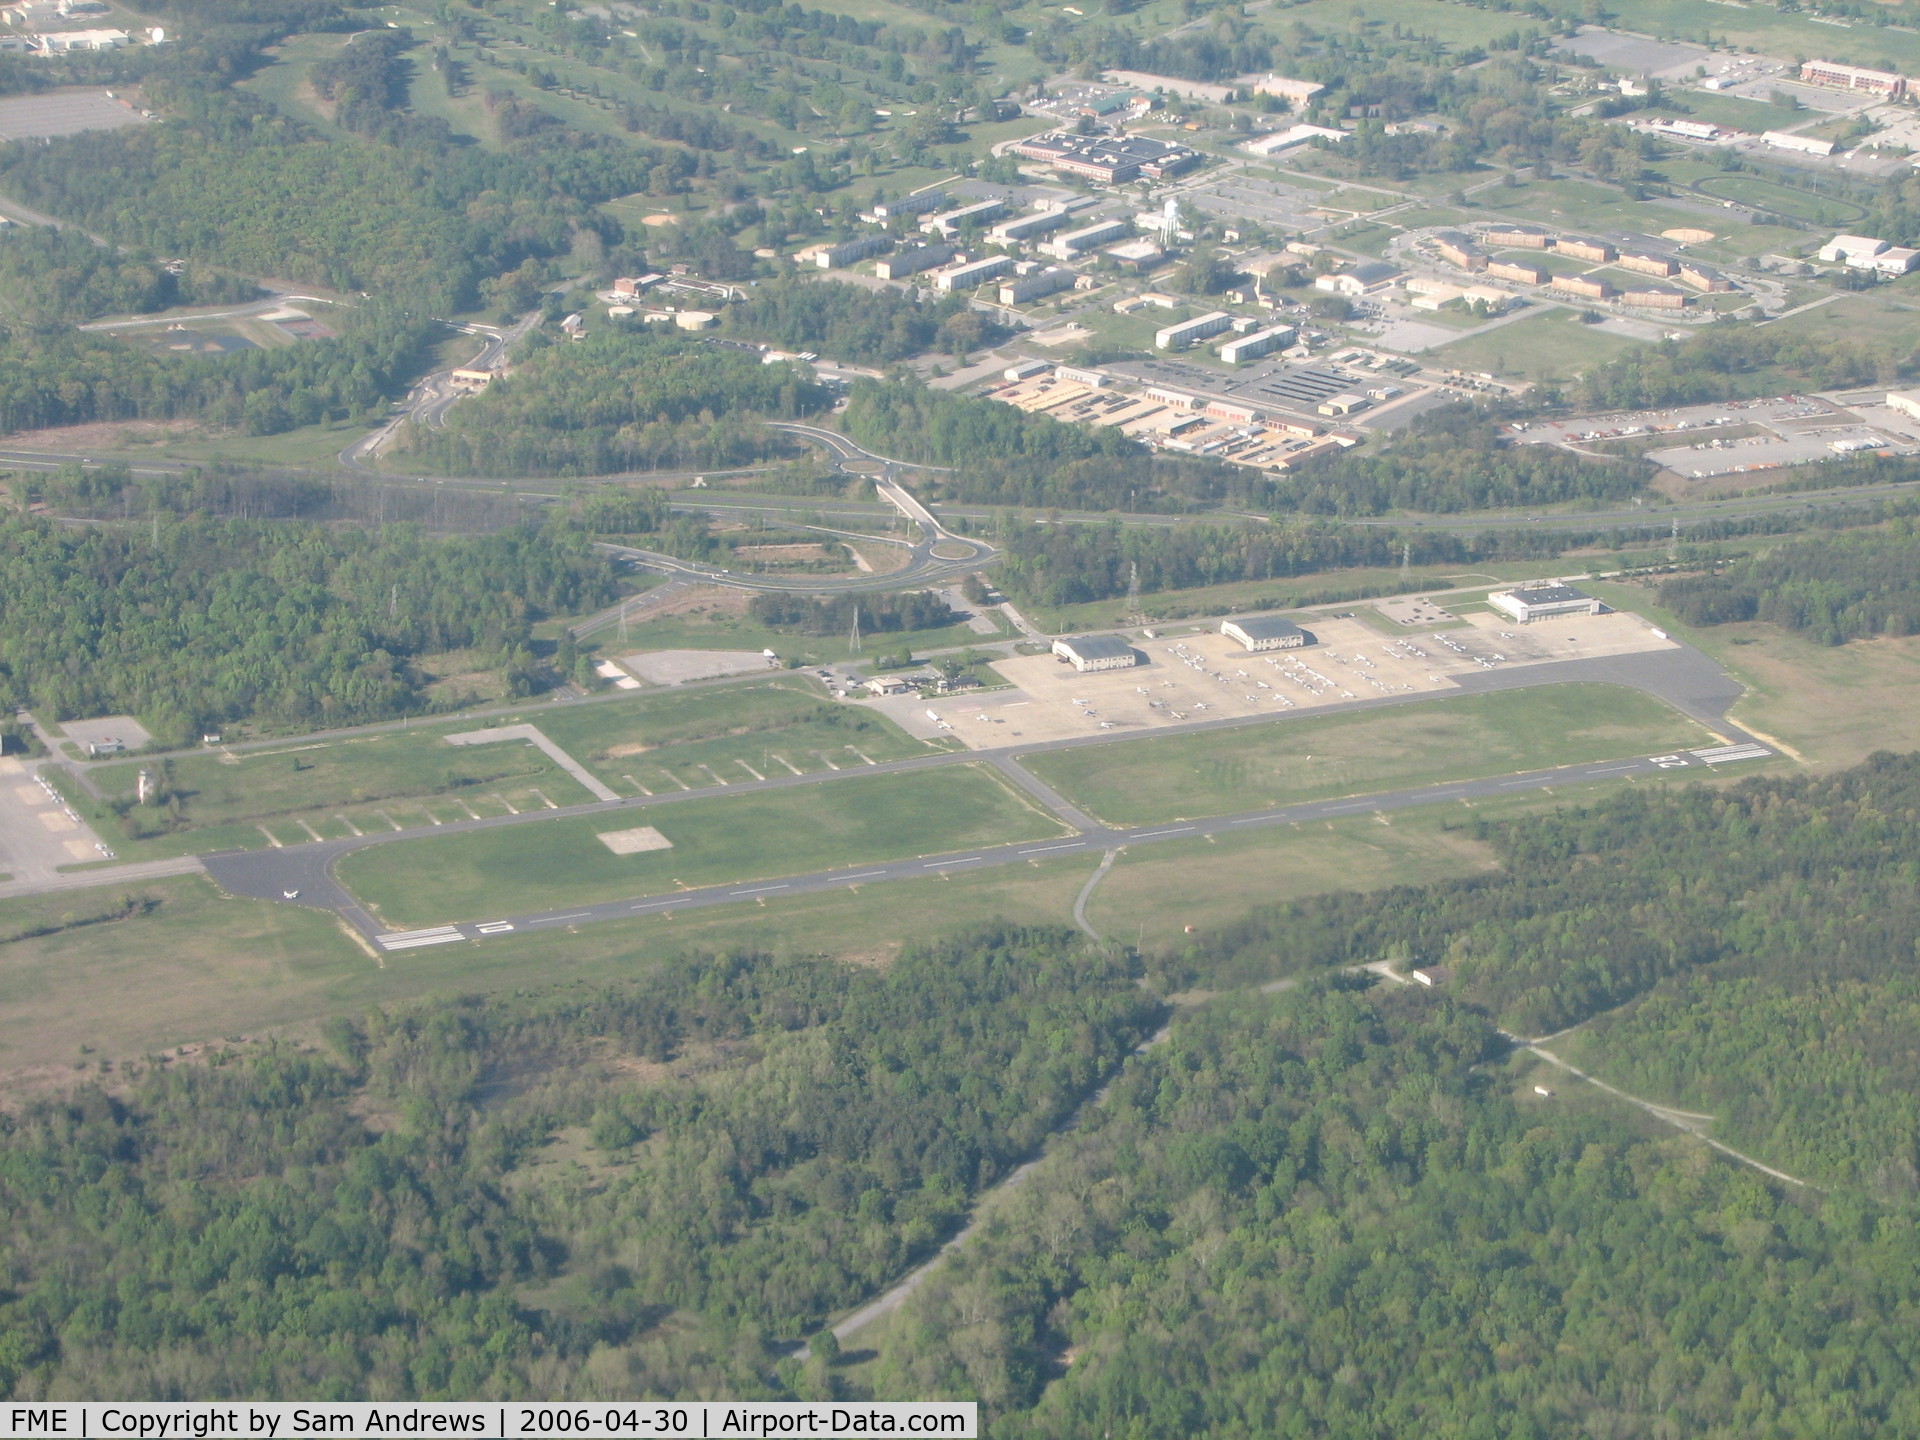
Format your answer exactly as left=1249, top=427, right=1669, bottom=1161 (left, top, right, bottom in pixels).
left=0, top=516, right=613, bottom=741
left=0, top=928, right=1157, bottom=1398
left=406, top=331, right=827, bottom=477
left=1660, top=522, right=1920, bottom=643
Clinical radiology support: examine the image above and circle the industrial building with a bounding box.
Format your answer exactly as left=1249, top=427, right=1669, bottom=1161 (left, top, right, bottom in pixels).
left=1799, top=59, right=1906, bottom=98
left=1250, top=74, right=1325, bottom=106
left=1432, top=231, right=1487, bottom=271
left=1555, top=236, right=1617, bottom=263
left=815, top=235, right=892, bottom=269
left=990, top=210, right=1069, bottom=245
left=1763, top=131, right=1835, bottom=157
left=1241, top=123, right=1349, bottom=157
left=872, top=191, right=947, bottom=220
left=1818, top=234, right=1920, bottom=276
left=1218, top=323, right=1297, bottom=364
left=1488, top=584, right=1601, bottom=624
left=1487, top=258, right=1547, bottom=285
left=999, top=267, right=1075, bottom=304
left=934, top=254, right=1014, bottom=292
left=1221, top=615, right=1307, bottom=651
left=1621, top=283, right=1689, bottom=309
left=1041, top=218, right=1131, bottom=259
left=1155, top=311, right=1234, bottom=350
left=1007, top=132, right=1200, bottom=183
left=921, top=198, right=1007, bottom=238
left=1485, top=224, right=1552, bottom=249
left=874, top=244, right=954, bottom=279
left=1052, top=635, right=1139, bottom=671
left=1617, top=250, right=1678, bottom=277
left=1551, top=275, right=1614, bottom=300
left=1314, top=260, right=1401, bottom=296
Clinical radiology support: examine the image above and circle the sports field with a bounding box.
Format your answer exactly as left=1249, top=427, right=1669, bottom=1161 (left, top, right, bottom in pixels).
left=1022, top=684, right=1711, bottom=826
left=336, top=764, right=1069, bottom=928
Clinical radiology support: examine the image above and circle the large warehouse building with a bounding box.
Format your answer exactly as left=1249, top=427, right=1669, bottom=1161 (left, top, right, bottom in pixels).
left=1488, top=584, right=1601, bottom=624
left=1221, top=616, right=1307, bottom=652
left=1052, top=635, right=1139, bottom=672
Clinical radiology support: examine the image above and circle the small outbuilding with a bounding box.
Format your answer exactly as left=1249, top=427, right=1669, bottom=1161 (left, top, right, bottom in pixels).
left=1488, top=584, right=1602, bottom=624
left=1221, top=615, right=1307, bottom=652
left=1052, top=635, right=1139, bottom=672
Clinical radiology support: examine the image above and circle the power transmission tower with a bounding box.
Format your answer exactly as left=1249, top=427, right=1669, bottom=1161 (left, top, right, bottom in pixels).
left=849, top=603, right=863, bottom=654
left=1668, top=516, right=1679, bottom=564
left=1125, top=561, right=1142, bottom=623
left=1401, top=542, right=1411, bottom=583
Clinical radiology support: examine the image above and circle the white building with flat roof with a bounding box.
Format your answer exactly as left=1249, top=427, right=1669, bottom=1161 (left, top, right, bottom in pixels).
left=1488, top=584, right=1601, bottom=624
left=1052, top=635, right=1138, bottom=672
left=1155, top=311, right=1233, bottom=350
left=1221, top=616, right=1307, bottom=651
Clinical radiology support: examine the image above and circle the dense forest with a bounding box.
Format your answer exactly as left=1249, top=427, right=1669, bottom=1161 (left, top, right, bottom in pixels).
left=870, top=978, right=1920, bottom=1434
left=722, top=279, right=1003, bottom=365
left=1574, top=320, right=1920, bottom=411
left=405, top=330, right=828, bottom=477
left=0, top=308, right=440, bottom=436
left=1660, top=521, right=1920, bottom=642
left=0, top=928, right=1157, bottom=1397
left=0, top=516, right=614, bottom=741
left=747, top=590, right=954, bottom=637
left=0, top=225, right=257, bottom=326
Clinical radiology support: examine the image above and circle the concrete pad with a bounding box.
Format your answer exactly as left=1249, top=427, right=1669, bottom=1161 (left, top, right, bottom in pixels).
left=39, top=810, right=76, bottom=832
left=620, top=649, right=782, bottom=685
left=64, top=839, right=95, bottom=859
left=14, top=786, right=47, bottom=806
left=59, top=714, right=153, bottom=752
left=916, top=611, right=1677, bottom=750
left=597, top=825, right=674, bottom=855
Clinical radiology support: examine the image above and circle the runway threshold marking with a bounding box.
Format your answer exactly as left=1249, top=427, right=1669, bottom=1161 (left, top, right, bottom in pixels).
left=375, top=925, right=465, bottom=951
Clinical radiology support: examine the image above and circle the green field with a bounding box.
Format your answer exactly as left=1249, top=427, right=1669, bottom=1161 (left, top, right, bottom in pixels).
left=532, top=679, right=938, bottom=790
left=80, top=681, right=939, bottom=860
left=1694, top=175, right=1865, bottom=226
left=88, top=726, right=598, bottom=859
left=337, top=764, right=1069, bottom=927
left=1023, top=684, right=1712, bottom=827
left=1436, top=309, right=1648, bottom=380
left=1599, top=0, right=1920, bottom=73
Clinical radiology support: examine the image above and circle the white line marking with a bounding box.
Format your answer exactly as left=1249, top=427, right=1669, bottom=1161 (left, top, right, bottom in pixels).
left=1131, top=826, right=1197, bottom=838
left=838, top=871, right=889, bottom=881
left=731, top=884, right=790, bottom=895
left=927, top=855, right=984, bottom=866
left=532, top=911, right=593, bottom=924
left=374, top=925, right=460, bottom=943
left=1587, top=764, right=1640, bottom=774
left=1020, top=842, right=1086, bottom=854
left=475, top=921, right=516, bottom=934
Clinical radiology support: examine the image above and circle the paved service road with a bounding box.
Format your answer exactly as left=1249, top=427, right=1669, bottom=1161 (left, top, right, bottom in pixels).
left=185, top=644, right=1767, bottom=948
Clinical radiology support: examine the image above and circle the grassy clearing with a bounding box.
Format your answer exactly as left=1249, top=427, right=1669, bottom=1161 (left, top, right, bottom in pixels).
left=1694, top=175, right=1864, bottom=225
left=531, top=679, right=939, bottom=792
left=1436, top=309, right=1646, bottom=381
left=614, top=607, right=1001, bottom=664
left=0, top=856, right=1098, bottom=1074
left=337, top=764, right=1070, bottom=927
left=78, top=681, right=937, bottom=858
left=86, top=727, right=597, bottom=859
left=1599, top=0, right=1920, bottom=71
left=1585, top=577, right=1920, bottom=767
left=1023, top=683, right=1711, bottom=826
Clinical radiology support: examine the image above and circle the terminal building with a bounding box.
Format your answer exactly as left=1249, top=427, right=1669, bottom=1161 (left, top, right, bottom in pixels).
left=1488, top=584, right=1602, bottom=624
left=1052, top=635, right=1139, bottom=672
left=1221, top=615, right=1307, bottom=651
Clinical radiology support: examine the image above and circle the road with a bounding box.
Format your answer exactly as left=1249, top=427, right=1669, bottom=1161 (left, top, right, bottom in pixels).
left=176, top=643, right=1760, bottom=948
left=339, top=311, right=541, bottom=476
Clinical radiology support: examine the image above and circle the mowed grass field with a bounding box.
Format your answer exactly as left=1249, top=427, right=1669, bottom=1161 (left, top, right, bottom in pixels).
left=1437, top=310, right=1647, bottom=382
left=89, top=728, right=596, bottom=859
left=1023, top=684, right=1711, bottom=827
left=80, top=680, right=937, bottom=861
left=336, top=764, right=1069, bottom=929
left=533, top=679, right=937, bottom=791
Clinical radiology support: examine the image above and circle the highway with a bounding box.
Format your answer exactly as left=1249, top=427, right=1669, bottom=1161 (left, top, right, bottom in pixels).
left=175, top=643, right=1762, bottom=947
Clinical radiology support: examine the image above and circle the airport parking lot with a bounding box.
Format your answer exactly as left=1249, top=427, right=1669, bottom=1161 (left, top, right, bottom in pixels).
left=874, top=610, right=1677, bottom=748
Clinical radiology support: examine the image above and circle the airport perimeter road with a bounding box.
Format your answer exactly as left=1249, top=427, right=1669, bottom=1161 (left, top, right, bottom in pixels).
left=207, top=735, right=1778, bottom=953
left=182, top=644, right=1764, bottom=940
